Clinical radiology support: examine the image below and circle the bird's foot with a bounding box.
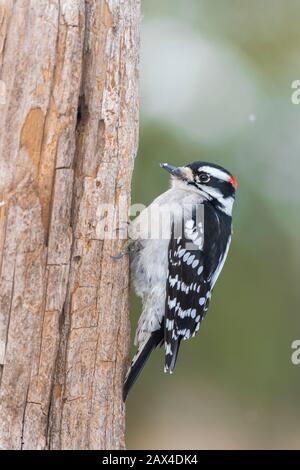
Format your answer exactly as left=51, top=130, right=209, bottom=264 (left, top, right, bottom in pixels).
left=111, top=239, right=133, bottom=260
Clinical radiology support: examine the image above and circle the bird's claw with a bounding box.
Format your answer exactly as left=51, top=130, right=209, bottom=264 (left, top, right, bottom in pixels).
left=111, top=252, right=127, bottom=260
left=111, top=240, right=132, bottom=260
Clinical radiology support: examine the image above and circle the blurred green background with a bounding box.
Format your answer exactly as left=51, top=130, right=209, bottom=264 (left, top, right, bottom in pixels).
left=126, top=0, right=300, bottom=449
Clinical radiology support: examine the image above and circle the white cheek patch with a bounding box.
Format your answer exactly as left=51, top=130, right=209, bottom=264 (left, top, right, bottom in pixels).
left=198, top=185, right=223, bottom=200
left=200, top=166, right=230, bottom=183
left=198, top=184, right=234, bottom=215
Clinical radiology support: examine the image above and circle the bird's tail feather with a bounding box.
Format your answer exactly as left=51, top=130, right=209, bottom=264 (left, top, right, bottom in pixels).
left=123, top=328, right=163, bottom=401
left=164, top=337, right=182, bottom=373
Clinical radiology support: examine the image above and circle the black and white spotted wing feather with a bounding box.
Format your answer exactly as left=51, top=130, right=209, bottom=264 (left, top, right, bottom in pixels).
left=164, top=202, right=232, bottom=373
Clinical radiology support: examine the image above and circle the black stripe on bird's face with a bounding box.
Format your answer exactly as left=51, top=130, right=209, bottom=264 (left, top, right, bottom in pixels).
left=193, top=175, right=236, bottom=199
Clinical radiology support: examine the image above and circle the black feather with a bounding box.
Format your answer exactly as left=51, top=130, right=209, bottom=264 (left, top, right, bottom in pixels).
left=123, top=327, right=163, bottom=401
left=164, top=336, right=182, bottom=372
left=164, top=202, right=232, bottom=373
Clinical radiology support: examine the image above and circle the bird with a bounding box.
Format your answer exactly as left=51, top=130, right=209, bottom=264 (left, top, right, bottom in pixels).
left=123, top=161, right=237, bottom=401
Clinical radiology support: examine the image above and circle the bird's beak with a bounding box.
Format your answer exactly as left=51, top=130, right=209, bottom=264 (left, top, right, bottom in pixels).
left=160, top=163, right=192, bottom=182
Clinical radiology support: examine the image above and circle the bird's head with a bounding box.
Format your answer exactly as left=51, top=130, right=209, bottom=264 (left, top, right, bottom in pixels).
left=160, top=161, right=237, bottom=215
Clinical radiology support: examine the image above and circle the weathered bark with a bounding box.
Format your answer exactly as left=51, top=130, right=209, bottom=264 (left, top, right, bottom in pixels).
left=0, top=0, right=140, bottom=450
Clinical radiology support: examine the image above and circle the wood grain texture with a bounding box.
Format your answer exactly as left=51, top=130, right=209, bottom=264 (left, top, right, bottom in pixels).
left=0, top=0, right=140, bottom=450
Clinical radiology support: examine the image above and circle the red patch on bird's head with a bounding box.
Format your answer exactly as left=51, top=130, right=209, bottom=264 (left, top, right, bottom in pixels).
left=229, top=175, right=238, bottom=189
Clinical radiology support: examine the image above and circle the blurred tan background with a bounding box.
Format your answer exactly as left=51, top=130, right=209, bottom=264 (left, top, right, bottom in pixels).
left=126, top=0, right=300, bottom=449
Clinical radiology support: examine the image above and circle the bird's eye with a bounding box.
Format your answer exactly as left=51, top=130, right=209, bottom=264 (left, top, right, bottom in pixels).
left=198, top=172, right=210, bottom=183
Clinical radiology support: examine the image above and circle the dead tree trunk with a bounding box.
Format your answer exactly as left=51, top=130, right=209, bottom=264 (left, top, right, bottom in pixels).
left=0, top=0, right=140, bottom=450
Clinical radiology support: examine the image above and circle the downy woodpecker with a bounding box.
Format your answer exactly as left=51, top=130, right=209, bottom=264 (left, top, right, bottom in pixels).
left=123, top=161, right=237, bottom=400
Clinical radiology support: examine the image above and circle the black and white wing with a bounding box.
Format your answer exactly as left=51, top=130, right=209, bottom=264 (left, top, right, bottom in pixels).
left=164, top=203, right=231, bottom=373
